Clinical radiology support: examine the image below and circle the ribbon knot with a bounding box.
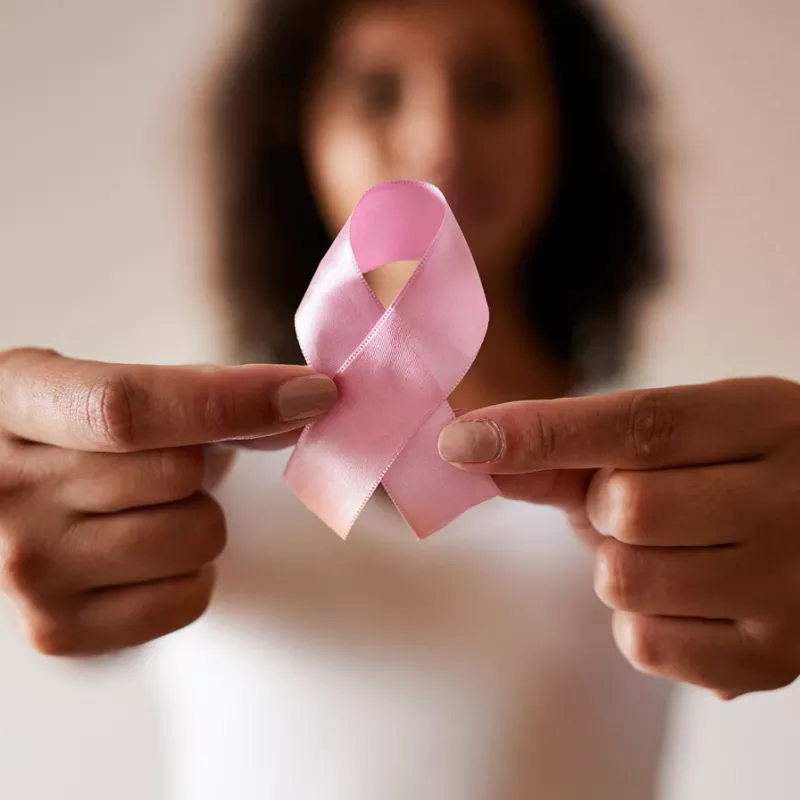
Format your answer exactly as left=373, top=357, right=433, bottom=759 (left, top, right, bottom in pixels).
left=285, top=181, right=498, bottom=538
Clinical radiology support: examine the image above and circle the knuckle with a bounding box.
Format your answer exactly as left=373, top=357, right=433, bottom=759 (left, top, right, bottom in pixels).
left=155, top=447, right=206, bottom=497
left=0, top=540, right=49, bottom=599
left=187, top=573, right=215, bottom=621
left=204, top=446, right=237, bottom=492
left=600, top=474, right=649, bottom=543
left=25, top=614, right=80, bottom=657
left=190, top=496, right=228, bottom=563
left=82, top=373, right=137, bottom=451
left=0, top=448, right=27, bottom=496
left=167, top=571, right=215, bottom=632
left=0, top=347, right=61, bottom=369
left=520, top=412, right=557, bottom=465
left=595, top=542, right=643, bottom=611
left=201, top=384, right=239, bottom=439
left=624, top=391, right=680, bottom=465
left=621, top=614, right=663, bottom=673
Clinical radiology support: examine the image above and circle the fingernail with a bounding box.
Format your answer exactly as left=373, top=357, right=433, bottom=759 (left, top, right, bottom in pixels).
left=438, top=420, right=504, bottom=464
left=277, top=375, right=338, bottom=422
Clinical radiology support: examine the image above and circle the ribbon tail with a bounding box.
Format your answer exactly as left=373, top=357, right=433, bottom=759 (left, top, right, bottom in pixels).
left=382, top=404, right=499, bottom=539
left=284, top=425, right=377, bottom=539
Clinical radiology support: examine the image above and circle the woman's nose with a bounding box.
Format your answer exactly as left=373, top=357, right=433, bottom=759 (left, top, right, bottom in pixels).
left=396, top=94, right=465, bottom=188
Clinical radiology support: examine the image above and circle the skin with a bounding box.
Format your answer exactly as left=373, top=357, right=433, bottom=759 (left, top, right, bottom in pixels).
left=1, top=0, right=570, bottom=657
left=304, top=0, right=570, bottom=408
left=439, top=378, right=800, bottom=698
left=1, top=0, right=797, bottom=702
left=0, top=349, right=337, bottom=654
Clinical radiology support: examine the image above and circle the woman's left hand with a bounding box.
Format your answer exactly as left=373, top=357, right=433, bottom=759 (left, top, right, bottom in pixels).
left=438, top=377, right=800, bottom=698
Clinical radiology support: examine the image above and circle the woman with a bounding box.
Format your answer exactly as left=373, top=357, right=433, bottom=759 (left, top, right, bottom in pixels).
left=159, top=1, right=673, bottom=796
left=5, top=0, right=797, bottom=797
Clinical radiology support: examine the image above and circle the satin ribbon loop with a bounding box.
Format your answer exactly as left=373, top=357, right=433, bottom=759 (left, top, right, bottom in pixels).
left=285, top=181, right=498, bottom=538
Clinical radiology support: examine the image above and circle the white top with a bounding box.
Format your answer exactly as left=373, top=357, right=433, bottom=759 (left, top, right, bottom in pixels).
left=147, top=448, right=673, bottom=800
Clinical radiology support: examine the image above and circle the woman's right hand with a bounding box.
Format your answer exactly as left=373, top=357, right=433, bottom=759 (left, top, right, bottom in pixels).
left=0, top=348, right=337, bottom=656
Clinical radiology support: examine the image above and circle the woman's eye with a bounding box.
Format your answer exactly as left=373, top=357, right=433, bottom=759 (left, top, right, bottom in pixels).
left=462, top=75, right=519, bottom=116
left=355, top=72, right=401, bottom=118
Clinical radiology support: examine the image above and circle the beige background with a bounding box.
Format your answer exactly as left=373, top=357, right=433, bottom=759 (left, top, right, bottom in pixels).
left=0, top=1, right=798, bottom=798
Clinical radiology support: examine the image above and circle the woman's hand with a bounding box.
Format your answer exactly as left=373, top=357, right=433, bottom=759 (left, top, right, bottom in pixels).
left=0, top=348, right=337, bottom=656
left=439, top=378, right=800, bottom=698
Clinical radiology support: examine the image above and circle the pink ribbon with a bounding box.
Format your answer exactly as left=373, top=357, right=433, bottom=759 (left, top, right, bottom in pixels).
left=285, top=181, right=498, bottom=539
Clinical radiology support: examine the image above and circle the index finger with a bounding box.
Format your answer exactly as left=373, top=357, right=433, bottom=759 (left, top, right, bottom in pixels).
left=439, top=379, right=789, bottom=474
left=0, top=349, right=337, bottom=452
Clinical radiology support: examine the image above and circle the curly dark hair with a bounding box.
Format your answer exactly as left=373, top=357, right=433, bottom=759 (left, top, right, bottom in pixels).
left=210, top=0, right=664, bottom=383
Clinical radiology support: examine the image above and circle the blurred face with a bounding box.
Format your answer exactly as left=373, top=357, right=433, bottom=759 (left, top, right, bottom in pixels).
left=303, top=0, right=560, bottom=288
